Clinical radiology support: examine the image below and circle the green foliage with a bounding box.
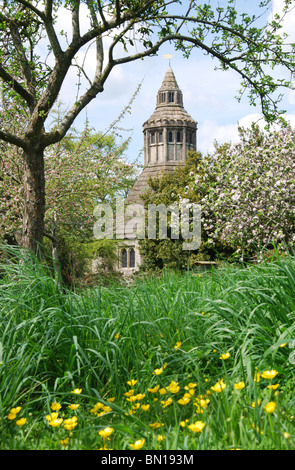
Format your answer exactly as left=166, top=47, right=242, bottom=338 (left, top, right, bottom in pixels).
left=138, top=151, right=232, bottom=271
left=1, top=247, right=295, bottom=449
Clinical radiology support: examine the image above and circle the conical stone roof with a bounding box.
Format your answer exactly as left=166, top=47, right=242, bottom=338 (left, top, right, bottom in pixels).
left=143, top=66, right=197, bottom=127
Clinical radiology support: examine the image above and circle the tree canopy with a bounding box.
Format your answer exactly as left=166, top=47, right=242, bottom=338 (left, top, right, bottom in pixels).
left=0, top=0, right=294, bottom=253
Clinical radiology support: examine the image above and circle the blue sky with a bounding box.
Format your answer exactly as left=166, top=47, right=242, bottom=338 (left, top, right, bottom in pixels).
left=55, top=0, right=295, bottom=163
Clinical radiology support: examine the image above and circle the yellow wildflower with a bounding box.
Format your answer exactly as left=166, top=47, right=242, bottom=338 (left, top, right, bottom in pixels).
left=267, top=384, right=279, bottom=390
left=159, top=388, right=167, bottom=395
left=187, top=421, right=205, bottom=433
left=234, top=381, right=245, bottom=390
left=254, top=370, right=260, bottom=382
left=46, top=412, right=59, bottom=421
left=219, top=352, right=230, bottom=360
left=99, top=427, right=114, bottom=439
left=264, top=401, right=276, bottom=414
left=166, top=381, right=180, bottom=393
left=211, top=379, right=226, bottom=393
left=149, top=421, right=163, bottom=430
left=47, top=413, right=63, bottom=427
left=141, top=404, right=150, bottom=411
left=157, top=435, right=165, bottom=442
left=180, top=419, right=188, bottom=427
left=127, top=379, right=137, bottom=387
left=7, top=412, right=17, bottom=420
left=129, top=439, right=145, bottom=450
left=178, top=396, right=191, bottom=405
left=60, top=437, right=70, bottom=447
left=51, top=402, right=62, bottom=411
left=124, top=389, right=135, bottom=398
left=153, top=367, right=163, bottom=376
left=10, top=407, right=21, bottom=414
left=284, top=432, right=291, bottom=439
left=161, top=397, right=173, bottom=408
left=251, top=399, right=261, bottom=408
left=261, top=370, right=278, bottom=379
left=64, top=416, right=78, bottom=431
left=280, top=343, right=287, bottom=348
left=71, top=388, right=82, bottom=394
left=174, top=341, right=181, bottom=349
left=68, top=404, right=80, bottom=410
left=148, top=385, right=160, bottom=393
left=252, top=424, right=264, bottom=434
left=16, top=418, right=27, bottom=426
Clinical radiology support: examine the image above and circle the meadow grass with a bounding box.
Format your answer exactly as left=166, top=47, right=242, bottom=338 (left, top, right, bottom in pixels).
left=1, top=247, right=295, bottom=450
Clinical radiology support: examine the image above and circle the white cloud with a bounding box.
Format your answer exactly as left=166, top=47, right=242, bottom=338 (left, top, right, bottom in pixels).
left=270, top=0, right=295, bottom=42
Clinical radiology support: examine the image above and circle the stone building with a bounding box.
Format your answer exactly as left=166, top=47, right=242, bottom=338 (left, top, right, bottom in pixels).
left=118, top=65, right=198, bottom=275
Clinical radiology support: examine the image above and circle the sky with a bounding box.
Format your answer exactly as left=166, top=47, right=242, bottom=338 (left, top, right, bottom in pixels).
left=54, top=0, right=295, bottom=164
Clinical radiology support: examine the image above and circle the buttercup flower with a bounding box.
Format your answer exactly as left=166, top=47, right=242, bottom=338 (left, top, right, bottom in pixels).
left=178, top=396, right=191, bottom=405
left=60, top=437, right=70, bottom=447
left=47, top=413, right=63, bottom=427
left=267, top=384, right=279, bottom=390
left=68, top=404, right=80, bottom=410
left=211, top=379, right=226, bottom=392
left=99, top=427, right=114, bottom=439
left=7, top=406, right=21, bottom=420
left=187, top=421, right=205, bottom=433
left=16, top=418, right=27, bottom=426
left=129, top=439, right=145, bottom=450
left=161, top=397, right=173, bottom=408
left=71, top=388, right=82, bottom=394
left=10, top=407, right=21, bottom=414
left=174, top=341, right=181, bottom=349
left=141, top=404, right=150, bottom=411
left=149, top=421, right=163, bottom=430
left=261, top=370, right=278, bottom=379
left=264, top=401, right=276, bottom=413
left=64, top=416, right=78, bottom=431
left=153, top=367, right=163, bottom=376
left=219, top=352, right=230, bottom=360
left=127, top=379, right=137, bottom=386
left=148, top=385, right=160, bottom=393
left=166, top=381, right=180, bottom=393
left=234, top=381, right=245, bottom=390
left=254, top=370, right=260, bottom=382
left=251, top=399, right=261, bottom=408
left=51, top=402, right=62, bottom=411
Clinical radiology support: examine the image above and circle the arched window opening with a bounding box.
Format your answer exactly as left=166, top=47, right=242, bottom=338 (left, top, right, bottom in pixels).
left=168, top=92, right=174, bottom=102
left=168, top=131, right=173, bottom=143
left=130, top=249, right=135, bottom=268
left=177, top=131, right=181, bottom=143
left=122, top=249, right=127, bottom=268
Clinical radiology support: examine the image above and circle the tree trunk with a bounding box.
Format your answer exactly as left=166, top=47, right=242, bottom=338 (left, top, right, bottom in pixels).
left=21, top=146, right=45, bottom=255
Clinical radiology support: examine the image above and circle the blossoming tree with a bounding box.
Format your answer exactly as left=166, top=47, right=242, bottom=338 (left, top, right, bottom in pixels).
left=199, top=125, right=295, bottom=260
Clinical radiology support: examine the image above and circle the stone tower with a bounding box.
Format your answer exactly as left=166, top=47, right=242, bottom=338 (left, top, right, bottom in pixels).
left=116, top=66, right=198, bottom=274
left=127, top=66, right=198, bottom=205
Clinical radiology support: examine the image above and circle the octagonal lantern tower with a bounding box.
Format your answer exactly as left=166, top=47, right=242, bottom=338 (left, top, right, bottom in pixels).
left=127, top=66, right=198, bottom=204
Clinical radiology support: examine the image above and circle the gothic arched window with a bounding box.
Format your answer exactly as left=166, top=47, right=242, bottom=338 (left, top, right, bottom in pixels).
left=177, top=131, right=181, bottom=143
left=130, top=248, right=135, bottom=268
left=122, top=249, right=127, bottom=268
left=168, top=131, right=173, bottom=143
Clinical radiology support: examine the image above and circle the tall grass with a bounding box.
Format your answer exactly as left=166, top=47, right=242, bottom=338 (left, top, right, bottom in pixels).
left=1, top=246, right=295, bottom=449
